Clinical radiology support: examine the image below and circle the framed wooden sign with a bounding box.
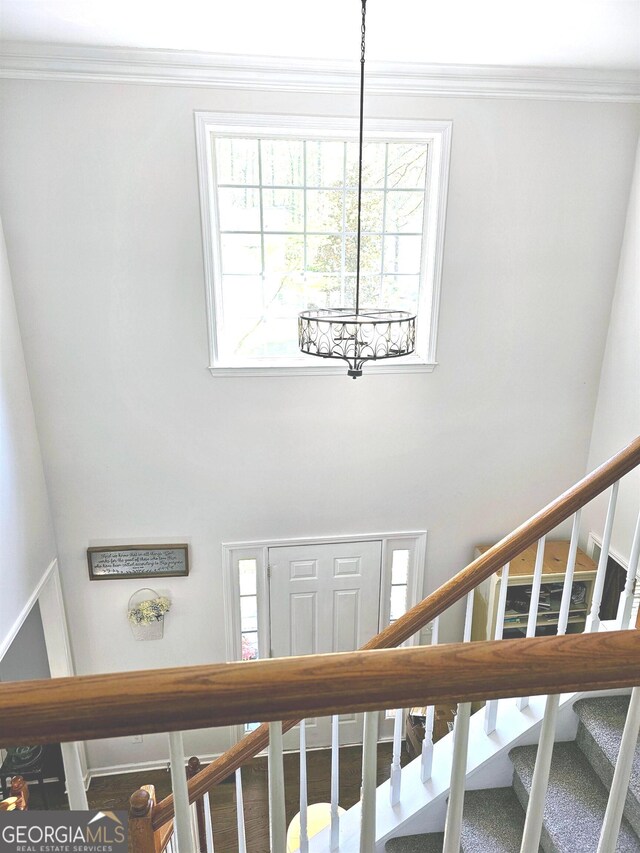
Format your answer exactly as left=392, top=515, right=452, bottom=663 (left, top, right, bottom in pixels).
left=87, top=544, right=189, bottom=581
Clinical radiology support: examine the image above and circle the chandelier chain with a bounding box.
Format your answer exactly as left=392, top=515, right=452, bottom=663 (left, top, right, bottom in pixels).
left=355, top=0, right=367, bottom=317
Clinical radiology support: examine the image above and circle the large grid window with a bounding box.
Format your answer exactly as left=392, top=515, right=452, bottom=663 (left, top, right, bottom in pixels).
left=196, top=115, right=451, bottom=373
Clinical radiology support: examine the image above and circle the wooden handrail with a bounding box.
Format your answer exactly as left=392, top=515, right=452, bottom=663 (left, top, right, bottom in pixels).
left=367, top=434, right=640, bottom=651
left=2, top=631, right=640, bottom=747
left=151, top=434, right=640, bottom=825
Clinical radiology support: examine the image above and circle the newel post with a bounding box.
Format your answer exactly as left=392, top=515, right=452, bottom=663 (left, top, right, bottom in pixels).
left=129, top=787, right=157, bottom=853
left=10, top=777, right=29, bottom=810
left=0, top=777, right=29, bottom=811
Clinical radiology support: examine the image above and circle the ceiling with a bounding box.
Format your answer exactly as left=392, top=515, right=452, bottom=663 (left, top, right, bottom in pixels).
left=1, top=0, right=639, bottom=70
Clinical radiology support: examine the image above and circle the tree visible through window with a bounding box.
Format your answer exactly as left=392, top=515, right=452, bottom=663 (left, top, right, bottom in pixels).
left=215, top=138, right=427, bottom=359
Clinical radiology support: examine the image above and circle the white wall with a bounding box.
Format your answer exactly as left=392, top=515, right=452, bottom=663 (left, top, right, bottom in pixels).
left=0, top=78, right=638, bottom=771
left=0, top=602, right=51, bottom=682
left=0, top=215, right=57, bottom=654
left=583, top=136, right=640, bottom=562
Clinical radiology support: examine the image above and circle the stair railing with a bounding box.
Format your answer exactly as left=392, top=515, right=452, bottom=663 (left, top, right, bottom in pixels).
left=149, top=434, right=640, bottom=835
left=1, top=435, right=639, bottom=853
left=2, top=631, right=640, bottom=848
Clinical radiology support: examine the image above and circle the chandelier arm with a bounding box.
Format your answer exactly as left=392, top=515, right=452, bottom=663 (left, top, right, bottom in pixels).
left=355, top=0, right=367, bottom=319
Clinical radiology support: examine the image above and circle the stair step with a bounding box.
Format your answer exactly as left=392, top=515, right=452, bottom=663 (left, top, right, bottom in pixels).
left=385, top=832, right=443, bottom=852
left=384, top=788, right=534, bottom=852
left=460, top=787, right=539, bottom=852
left=510, top=741, right=640, bottom=853
left=574, top=696, right=640, bottom=837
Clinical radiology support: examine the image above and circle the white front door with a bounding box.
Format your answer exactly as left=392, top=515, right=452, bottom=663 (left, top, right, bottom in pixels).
left=268, top=540, right=382, bottom=749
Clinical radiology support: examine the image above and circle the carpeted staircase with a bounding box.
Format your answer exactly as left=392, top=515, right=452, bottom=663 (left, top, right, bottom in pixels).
left=385, top=696, right=640, bottom=853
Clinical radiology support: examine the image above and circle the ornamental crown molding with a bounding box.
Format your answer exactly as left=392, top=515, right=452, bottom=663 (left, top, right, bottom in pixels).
left=1, top=42, right=639, bottom=102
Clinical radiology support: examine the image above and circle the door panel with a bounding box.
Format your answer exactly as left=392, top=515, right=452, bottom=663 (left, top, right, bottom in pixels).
left=269, top=540, right=382, bottom=748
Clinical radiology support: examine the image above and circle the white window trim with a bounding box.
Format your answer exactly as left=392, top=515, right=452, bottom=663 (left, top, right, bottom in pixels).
left=195, top=111, right=452, bottom=376
left=222, top=530, right=427, bottom=743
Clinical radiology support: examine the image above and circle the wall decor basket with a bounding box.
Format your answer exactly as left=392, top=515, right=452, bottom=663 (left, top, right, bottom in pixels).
left=127, top=587, right=169, bottom=641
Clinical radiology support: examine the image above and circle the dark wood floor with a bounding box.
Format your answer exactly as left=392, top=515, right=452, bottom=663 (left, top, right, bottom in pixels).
left=38, top=742, right=407, bottom=853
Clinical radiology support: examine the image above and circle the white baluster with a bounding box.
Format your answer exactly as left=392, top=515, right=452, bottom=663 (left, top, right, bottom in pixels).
left=442, top=701, right=471, bottom=853
left=618, top=509, right=640, bottom=628
left=597, top=686, right=640, bottom=852
left=168, top=731, right=195, bottom=853
left=519, top=693, right=560, bottom=853
left=420, top=616, right=441, bottom=783
left=360, top=711, right=379, bottom=853
left=330, top=715, right=340, bottom=851
left=557, top=510, right=582, bottom=636
left=299, top=719, right=309, bottom=853
left=519, top=516, right=583, bottom=852
left=268, top=722, right=287, bottom=853
left=235, top=768, right=247, bottom=853
left=586, top=482, right=619, bottom=633
left=462, top=592, right=474, bottom=644
left=203, top=792, right=215, bottom=853
left=485, top=562, right=510, bottom=734
left=517, top=537, right=546, bottom=711
left=441, top=596, right=474, bottom=853
left=191, top=802, right=200, bottom=852
left=60, top=742, right=88, bottom=810
left=390, top=708, right=403, bottom=806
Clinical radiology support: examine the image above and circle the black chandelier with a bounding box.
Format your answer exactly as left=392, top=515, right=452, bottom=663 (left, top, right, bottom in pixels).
left=298, top=0, right=416, bottom=378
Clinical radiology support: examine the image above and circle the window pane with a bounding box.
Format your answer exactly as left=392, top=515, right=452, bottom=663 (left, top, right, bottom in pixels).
left=220, top=307, right=265, bottom=359
left=383, top=235, right=423, bottom=275
left=241, top=632, right=258, bottom=660
left=344, top=190, right=384, bottom=233
left=306, top=275, right=342, bottom=309
left=240, top=596, right=258, bottom=631
left=264, top=272, right=304, bottom=313
left=233, top=313, right=299, bottom=358
left=345, top=235, right=383, bottom=274
left=386, top=143, right=429, bottom=189
left=221, top=235, right=262, bottom=274
left=234, top=323, right=267, bottom=358
left=216, top=138, right=259, bottom=185
left=264, top=318, right=299, bottom=356
left=307, top=189, right=343, bottom=233
left=306, top=140, right=345, bottom=187
left=386, top=191, right=425, bottom=234
left=307, top=234, right=342, bottom=274
left=238, top=559, right=257, bottom=596
left=261, top=139, right=303, bottom=185
left=217, top=187, right=261, bottom=232
left=346, top=142, right=386, bottom=188
left=380, top=276, right=420, bottom=314
left=344, top=275, right=380, bottom=308
left=264, top=235, right=303, bottom=273
left=390, top=585, right=408, bottom=621
left=222, top=275, right=263, bottom=321
left=263, top=189, right=304, bottom=231
left=391, top=550, right=410, bottom=585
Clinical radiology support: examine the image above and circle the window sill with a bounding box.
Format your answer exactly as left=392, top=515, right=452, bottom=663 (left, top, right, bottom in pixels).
left=207, top=359, right=438, bottom=378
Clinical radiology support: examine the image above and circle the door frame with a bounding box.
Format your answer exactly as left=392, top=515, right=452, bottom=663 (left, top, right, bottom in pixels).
left=222, top=530, right=428, bottom=746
